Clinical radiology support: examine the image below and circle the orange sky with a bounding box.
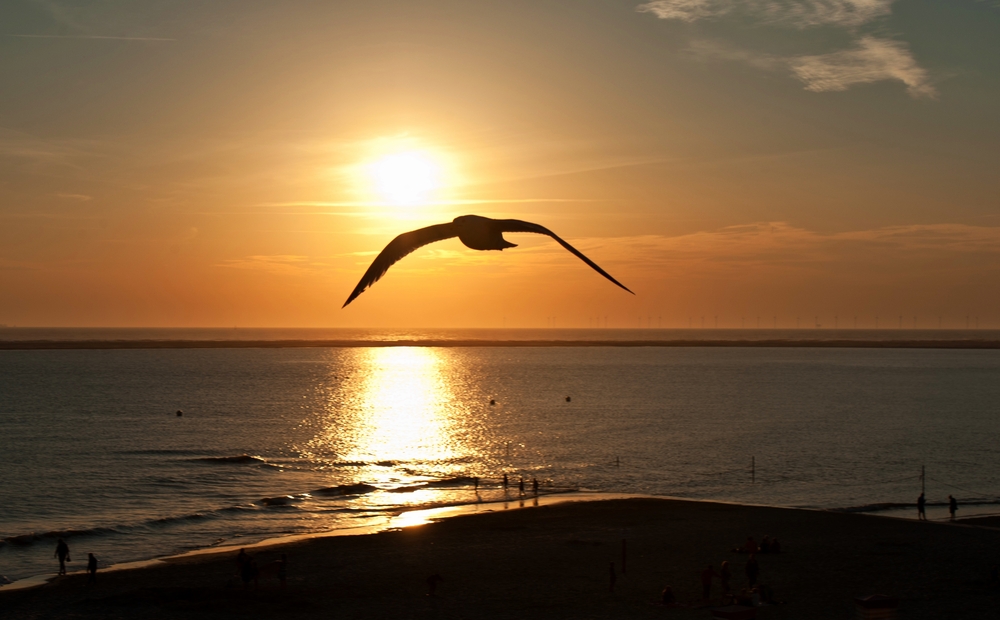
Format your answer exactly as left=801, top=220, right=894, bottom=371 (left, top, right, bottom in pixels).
left=1, top=1, right=999, bottom=328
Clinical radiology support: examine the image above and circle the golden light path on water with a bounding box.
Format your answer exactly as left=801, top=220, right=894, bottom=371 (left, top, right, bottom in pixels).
left=341, top=347, right=459, bottom=465
left=302, top=347, right=495, bottom=511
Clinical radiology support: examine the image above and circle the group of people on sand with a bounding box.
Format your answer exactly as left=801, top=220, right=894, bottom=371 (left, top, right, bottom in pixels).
left=688, top=535, right=783, bottom=607
left=917, top=493, right=959, bottom=521
left=500, top=473, right=540, bottom=496
left=53, top=539, right=98, bottom=584
left=638, top=533, right=784, bottom=609
left=235, top=548, right=287, bottom=589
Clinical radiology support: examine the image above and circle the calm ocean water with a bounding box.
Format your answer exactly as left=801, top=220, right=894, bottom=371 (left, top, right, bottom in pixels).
left=2, top=329, right=1000, bottom=583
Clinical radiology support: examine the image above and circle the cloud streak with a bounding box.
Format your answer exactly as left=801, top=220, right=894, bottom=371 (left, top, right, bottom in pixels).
left=791, top=37, right=935, bottom=97
left=637, top=0, right=895, bottom=28
left=638, top=0, right=934, bottom=98
left=687, top=36, right=936, bottom=97
left=583, top=222, right=1000, bottom=272
left=2, top=34, right=175, bottom=41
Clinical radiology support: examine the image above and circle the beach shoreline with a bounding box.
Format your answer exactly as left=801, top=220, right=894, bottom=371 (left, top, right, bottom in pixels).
left=3, top=496, right=999, bottom=619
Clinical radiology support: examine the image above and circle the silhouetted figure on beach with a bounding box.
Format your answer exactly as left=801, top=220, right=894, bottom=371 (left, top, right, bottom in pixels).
left=661, top=585, right=676, bottom=605
left=87, top=553, right=97, bottom=584
left=770, top=538, right=781, bottom=553
left=609, top=561, right=617, bottom=592
left=277, top=554, right=287, bottom=588
left=473, top=477, right=479, bottom=491
left=235, top=548, right=248, bottom=580
left=502, top=473, right=508, bottom=489
left=760, top=535, right=771, bottom=553
left=519, top=477, right=525, bottom=495
left=701, top=565, right=719, bottom=600
left=743, top=536, right=759, bottom=553
left=719, top=560, right=732, bottom=595
left=241, top=554, right=258, bottom=588
left=426, top=573, right=443, bottom=597
left=917, top=493, right=927, bottom=520
left=532, top=478, right=539, bottom=495
left=745, top=554, right=759, bottom=587
left=949, top=495, right=958, bottom=521
left=54, top=539, right=70, bottom=575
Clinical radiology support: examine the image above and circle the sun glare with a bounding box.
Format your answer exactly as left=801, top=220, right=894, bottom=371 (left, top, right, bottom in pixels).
left=369, top=150, right=442, bottom=206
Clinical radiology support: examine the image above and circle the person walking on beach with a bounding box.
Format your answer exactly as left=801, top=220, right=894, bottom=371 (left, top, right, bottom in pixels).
left=519, top=476, right=525, bottom=495
left=745, top=554, right=759, bottom=587
left=719, top=560, right=732, bottom=596
left=701, top=565, right=719, bottom=600
left=502, top=473, right=508, bottom=489
left=235, top=548, right=248, bottom=580
left=917, top=492, right=927, bottom=520
left=87, top=553, right=97, bottom=584
left=277, top=554, right=287, bottom=588
left=532, top=477, right=539, bottom=495
left=241, top=555, right=259, bottom=589
left=54, top=539, right=70, bottom=575
left=949, top=495, right=958, bottom=521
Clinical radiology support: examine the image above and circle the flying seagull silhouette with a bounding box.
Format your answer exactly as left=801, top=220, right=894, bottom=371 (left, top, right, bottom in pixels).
left=343, top=214, right=633, bottom=307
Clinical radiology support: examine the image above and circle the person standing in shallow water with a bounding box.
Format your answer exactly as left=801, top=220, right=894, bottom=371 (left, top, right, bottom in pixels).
left=949, top=495, right=958, bottom=521
left=917, top=492, right=927, bottom=520
left=87, top=553, right=97, bottom=584
left=54, top=539, right=70, bottom=575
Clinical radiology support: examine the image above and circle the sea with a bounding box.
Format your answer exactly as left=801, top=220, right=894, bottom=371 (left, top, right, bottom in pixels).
left=2, top=328, right=1000, bottom=585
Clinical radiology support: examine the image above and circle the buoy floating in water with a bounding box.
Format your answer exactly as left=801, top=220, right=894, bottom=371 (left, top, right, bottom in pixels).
left=176, top=410, right=183, bottom=417
left=489, top=399, right=496, bottom=406
left=565, top=396, right=571, bottom=402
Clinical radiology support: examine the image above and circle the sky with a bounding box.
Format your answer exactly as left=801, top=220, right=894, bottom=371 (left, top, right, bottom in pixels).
left=1, top=0, right=998, bottom=329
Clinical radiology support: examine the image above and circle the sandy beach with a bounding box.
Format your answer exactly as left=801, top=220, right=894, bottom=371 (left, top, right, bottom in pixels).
left=3, top=497, right=999, bottom=619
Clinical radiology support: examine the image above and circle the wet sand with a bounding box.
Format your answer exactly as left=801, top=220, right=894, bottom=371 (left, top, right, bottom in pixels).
left=2, top=497, right=999, bottom=619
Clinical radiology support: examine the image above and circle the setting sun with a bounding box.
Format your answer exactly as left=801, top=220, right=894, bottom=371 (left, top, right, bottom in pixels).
left=368, top=150, right=443, bottom=206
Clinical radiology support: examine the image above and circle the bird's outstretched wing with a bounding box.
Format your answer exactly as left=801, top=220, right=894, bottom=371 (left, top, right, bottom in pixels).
left=496, top=219, right=634, bottom=294
left=343, top=223, right=458, bottom=307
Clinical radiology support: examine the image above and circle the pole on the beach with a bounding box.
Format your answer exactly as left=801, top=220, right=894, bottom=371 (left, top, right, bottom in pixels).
left=752, top=456, right=755, bottom=484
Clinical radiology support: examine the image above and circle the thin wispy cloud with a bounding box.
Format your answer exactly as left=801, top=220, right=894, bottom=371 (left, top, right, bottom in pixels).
left=217, top=255, right=329, bottom=277
left=637, top=0, right=895, bottom=28
left=791, top=37, right=935, bottom=97
left=3, top=34, right=175, bottom=41
left=585, top=223, right=1000, bottom=272
left=687, top=36, right=936, bottom=97
left=638, top=0, right=933, bottom=98
left=255, top=199, right=596, bottom=208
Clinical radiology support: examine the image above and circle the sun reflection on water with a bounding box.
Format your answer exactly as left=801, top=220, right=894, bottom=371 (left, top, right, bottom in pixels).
left=343, top=347, right=459, bottom=464
left=302, top=347, right=489, bottom=499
